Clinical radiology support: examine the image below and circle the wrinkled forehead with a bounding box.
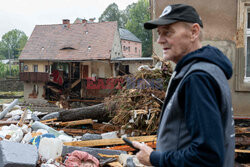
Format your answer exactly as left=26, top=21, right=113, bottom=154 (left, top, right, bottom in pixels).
left=157, top=24, right=174, bottom=32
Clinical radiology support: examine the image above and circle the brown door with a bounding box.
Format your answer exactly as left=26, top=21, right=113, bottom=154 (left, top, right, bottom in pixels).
left=81, top=65, right=89, bottom=79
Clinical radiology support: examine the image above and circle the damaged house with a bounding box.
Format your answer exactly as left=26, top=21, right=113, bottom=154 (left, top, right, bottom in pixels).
left=19, top=19, right=152, bottom=104
left=19, top=19, right=124, bottom=104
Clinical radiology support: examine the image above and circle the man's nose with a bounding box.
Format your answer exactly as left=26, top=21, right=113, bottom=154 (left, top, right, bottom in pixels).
left=157, top=35, right=166, bottom=44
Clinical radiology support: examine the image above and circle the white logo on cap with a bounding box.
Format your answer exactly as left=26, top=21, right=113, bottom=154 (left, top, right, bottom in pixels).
left=160, top=6, right=172, bottom=18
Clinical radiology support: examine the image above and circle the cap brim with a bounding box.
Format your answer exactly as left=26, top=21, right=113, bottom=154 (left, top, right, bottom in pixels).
left=144, top=18, right=178, bottom=30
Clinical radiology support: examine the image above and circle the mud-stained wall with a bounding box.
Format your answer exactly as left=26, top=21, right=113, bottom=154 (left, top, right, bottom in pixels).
left=23, top=82, right=47, bottom=104
left=152, top=0, right=237, bottom=40
left=22, top=61, right=52, bottom=72
left=91, top=61, right=113, bottom=78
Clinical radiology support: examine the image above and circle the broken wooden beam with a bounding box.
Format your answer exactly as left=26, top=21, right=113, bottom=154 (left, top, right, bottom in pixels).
left=107, top=141, right=156, bottom=152
left=45, top=119, right=94, bottom=127
left=235, top=149, right=250, bottom=153
left=0, top=120, right=29, bottom=126
left=17, top=109, right=28, bottom=127
left=235, top=127, right=250, bottom=134
left=63, top=135, right=157, bottom=147
left=92, top=123, right=121, bottom=132
left=58, top=102, right=116, bottom=122
left=57, top=128, right=103, bottom=135
left=40, top=118, right=58, bottom=123
left=71, top=79, right=81, bottom=89
left=59, top=119, right=94, bottom=126
left=47, top=86, right=62, bottom=93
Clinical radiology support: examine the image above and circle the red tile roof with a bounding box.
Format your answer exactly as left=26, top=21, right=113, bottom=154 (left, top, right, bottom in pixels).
left=19, top=21, right=118, bottom=61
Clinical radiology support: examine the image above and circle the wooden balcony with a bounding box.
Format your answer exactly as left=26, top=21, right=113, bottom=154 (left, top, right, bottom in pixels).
left=20, top=72, right=49, bottom=82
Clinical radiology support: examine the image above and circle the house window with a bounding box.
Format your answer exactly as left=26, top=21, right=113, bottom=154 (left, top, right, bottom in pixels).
left=45, top=65, right=49, bottom=73
left=34, top=65, right=38, bottom=72
left=123, top=46, right=126, bottom=51
left=235, top=0, right=250, bottom=91
left=128, top=46, right=130, bottom=52
left=135, top=47, right=137, bottom=53
left=246, top=12, right=250, bottom=79
left=20, top=63, right=24, bottom=72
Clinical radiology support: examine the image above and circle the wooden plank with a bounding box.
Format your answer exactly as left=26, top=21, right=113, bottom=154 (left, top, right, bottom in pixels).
left=92, top=123, right=121, bottom=132
left=235, top=149, right=250, bottom=153
left=107, top=161, right=123, bottom=167
left=71, top=79, right=81, bottom=89
left=98, top=153, right=119, bottom=158
left=64, top=135, right=157, bottom=147
left=17, top=109, right=28, bottom=127
left=107, top=142, right=156, bottom=152
left=50, top=119, right=94, bottom=127
left=47, top=86, right=62, bottom=93
left=40, top=118, right=58, bottom=123
left=235, top=127, right=250, bottom=134
left=57, top=129, right=104, bottom=136
left=0, top=121, right=29, bottom=126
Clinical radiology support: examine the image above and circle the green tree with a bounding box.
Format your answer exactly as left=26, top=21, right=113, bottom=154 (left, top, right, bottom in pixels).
left=0, top=42, right=8, bottom=59
left=120, top=3, right=137, bottom=28
left=1, top=29, right=28, bottom=59
left=99, top=3, right=124, bottom=27
left=125, top=0, right=152, bottom=57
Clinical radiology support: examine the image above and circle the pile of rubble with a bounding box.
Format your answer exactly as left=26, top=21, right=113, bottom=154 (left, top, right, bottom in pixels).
left=105, top=60, right=172, bottom=135
left=0, top=99, right=156, bottom=166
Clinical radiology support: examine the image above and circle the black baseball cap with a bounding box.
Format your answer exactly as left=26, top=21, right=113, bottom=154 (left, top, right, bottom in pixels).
left=144, top=4, right=203, bottom=29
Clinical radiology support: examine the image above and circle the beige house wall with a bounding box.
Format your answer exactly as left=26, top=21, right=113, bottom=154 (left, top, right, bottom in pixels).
left=23, top=61, right=52, bottom=72
left=121, top=61, right=153, bottom=74
left=23, top=82, right=47, bottom=104
left=91, top=61, right=113, bottom=78
left=150, top=0, right=250, bottom=116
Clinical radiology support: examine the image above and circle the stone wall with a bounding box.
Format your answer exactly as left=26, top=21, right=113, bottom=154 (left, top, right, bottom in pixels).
left=0, top=79, right=24, bottom=91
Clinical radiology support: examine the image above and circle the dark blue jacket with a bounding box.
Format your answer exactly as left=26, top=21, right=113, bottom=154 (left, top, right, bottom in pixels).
left=150, top=45, right=235, bottom=167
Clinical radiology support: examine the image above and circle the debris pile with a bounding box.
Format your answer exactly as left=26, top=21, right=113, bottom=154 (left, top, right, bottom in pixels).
left=106, top=60, right=172, bottom=135
left=0, top=99, right=155, bottom=166
left=234, top=118, right=250, bottom=165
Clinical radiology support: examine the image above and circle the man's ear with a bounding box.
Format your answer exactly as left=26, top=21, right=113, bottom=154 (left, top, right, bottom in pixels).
left=190, top=23, right=200, bottom=42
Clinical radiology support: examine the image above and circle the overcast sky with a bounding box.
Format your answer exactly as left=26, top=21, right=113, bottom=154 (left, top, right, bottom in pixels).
left=0, top=0, right=138, bottom=39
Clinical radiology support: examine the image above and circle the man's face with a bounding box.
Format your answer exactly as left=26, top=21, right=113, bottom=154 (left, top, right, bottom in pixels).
left=157, top=22, right=193, bottom=64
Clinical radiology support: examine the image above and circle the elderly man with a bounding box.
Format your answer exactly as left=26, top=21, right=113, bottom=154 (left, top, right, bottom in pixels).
left=132, top=4, right=235, bottom=167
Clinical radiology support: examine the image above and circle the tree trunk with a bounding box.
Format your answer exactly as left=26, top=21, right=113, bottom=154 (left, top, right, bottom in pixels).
left=58, top=102, right=116, bottom=122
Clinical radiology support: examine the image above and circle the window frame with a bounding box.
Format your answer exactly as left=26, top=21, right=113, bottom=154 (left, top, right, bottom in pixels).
left=236, top=0, right=250, bottom=91
left=33, top=65, right=38, bottom=72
